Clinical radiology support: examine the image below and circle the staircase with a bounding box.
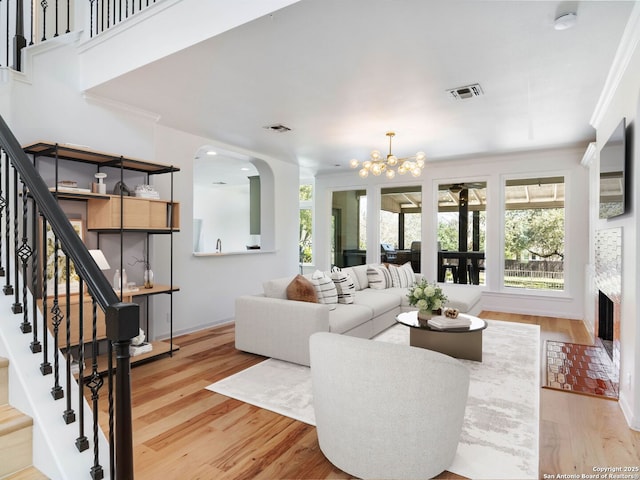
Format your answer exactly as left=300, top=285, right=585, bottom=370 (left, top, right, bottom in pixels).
left=0, top=358, right=47, bottom=480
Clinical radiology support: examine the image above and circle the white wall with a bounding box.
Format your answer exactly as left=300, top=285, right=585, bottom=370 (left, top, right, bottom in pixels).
left=194, top=183, right=251, bottom=253
left=589, top=3, right=640, bottom=430
left=151, top=124, right=299, bottom=338
left=315, top=145, right=590, bottom=320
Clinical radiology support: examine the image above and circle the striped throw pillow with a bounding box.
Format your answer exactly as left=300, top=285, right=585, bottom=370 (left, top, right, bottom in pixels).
left=331, top=268, right=356, bottom=304
left=310, top=270, right=338, bottom=304
left=366, top=264, right=392, bottom=289
left=389, top=262, right=415, bottom=288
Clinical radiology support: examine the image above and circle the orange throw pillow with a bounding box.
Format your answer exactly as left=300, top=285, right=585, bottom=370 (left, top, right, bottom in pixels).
left=286, top=275, right=318, bottom=303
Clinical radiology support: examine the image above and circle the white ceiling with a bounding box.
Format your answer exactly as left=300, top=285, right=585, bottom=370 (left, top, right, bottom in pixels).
left=87, top=0, right=634, bottom=179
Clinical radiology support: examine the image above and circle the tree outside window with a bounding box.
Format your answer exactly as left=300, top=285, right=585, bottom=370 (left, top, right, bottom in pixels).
left=299, top=185, right=313, bottom=264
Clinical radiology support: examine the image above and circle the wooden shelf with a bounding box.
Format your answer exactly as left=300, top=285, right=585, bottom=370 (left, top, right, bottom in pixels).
left=87, top=195, right=180, bottom=231
left=118, top=284, right=180, bottom=301
left=24, top=141, right=180, bottom=174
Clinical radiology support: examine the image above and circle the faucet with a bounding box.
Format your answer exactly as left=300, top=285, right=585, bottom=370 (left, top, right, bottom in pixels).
left=216, top=238, right=222, bottom=253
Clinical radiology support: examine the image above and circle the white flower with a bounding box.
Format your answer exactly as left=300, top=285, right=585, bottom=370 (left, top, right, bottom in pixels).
left=424, top=285, right=435, bottom=297
left=432, top=298, right=442, bottom=310
left=416, top=299, right=428, bottom=310
left=412, top=287, right=423, bottom=298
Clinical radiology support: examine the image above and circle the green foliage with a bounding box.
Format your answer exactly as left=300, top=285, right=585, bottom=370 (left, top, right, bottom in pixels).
left=504, top=208, right=564, bottom=260
left=299, top=208, right=312, bottom=264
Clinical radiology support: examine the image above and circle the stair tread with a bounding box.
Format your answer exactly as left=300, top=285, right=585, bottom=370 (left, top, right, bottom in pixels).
left=3, top=466, right=49, bottom=479
left=0, top=404, right=33, bottom=436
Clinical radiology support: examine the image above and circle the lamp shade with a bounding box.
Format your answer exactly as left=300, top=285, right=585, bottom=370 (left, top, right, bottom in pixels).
left=89, top=249, right=111, bottom=271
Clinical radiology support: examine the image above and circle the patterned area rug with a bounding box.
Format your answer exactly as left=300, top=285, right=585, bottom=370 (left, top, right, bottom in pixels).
left=207, top=320, right=540, bottom=480
left=544, top=340, right=619, bottom=399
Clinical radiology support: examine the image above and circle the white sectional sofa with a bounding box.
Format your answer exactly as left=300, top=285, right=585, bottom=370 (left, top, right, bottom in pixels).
left=234, top=264, right=482, bottom=366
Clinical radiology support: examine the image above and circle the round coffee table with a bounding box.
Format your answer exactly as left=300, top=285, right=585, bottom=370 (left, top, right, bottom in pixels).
left=396, top=311, right=487, bottom=361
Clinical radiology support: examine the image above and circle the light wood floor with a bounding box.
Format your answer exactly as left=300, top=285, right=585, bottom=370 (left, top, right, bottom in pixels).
left=99, top=312, right=640, bottom=479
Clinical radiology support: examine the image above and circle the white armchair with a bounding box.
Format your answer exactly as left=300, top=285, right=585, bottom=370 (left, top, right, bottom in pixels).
left=309, top=332, right=470, bottom=480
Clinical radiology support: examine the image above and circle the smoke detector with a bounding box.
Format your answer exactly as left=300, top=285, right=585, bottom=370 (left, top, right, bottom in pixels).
left=554, top=12, right=577, bottom=31
left=263, top=123, right=292, bottom=133
left=447, top=83, right=484, bottom=100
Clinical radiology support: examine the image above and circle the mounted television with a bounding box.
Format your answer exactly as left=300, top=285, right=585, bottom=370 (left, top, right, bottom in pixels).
left=599, top=117, right=627, bottom=219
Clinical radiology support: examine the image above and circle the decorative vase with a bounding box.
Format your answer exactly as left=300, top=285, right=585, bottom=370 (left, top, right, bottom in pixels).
left=143, top=268, right=154, bottom=289
left=417, top=310, right=433, bottom=321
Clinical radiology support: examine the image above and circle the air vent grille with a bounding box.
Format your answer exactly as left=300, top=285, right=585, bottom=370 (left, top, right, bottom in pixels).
left=447, top=83, right=484, bottom=100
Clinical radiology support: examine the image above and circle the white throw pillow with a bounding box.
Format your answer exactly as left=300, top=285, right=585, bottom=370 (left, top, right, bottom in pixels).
left=310, top=270, right=338, bottom=304
left=331, top=268, right=356, bottom=304
left=390, top=262, right=415, bottom=288
left=366, top=264, right=392, bottom=289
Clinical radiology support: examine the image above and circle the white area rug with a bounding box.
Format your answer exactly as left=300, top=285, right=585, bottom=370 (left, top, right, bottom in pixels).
left=207, top=319, right=540, bottom=480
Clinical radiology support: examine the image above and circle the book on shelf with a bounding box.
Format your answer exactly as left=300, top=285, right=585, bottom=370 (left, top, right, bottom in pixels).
left=130, top=342, right=153, bottom=356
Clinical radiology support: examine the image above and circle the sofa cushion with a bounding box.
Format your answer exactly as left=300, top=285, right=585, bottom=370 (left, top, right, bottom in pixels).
left=389, top=262, right=415, bottom=288
left=331, top=269, right=356, bottom=304
left=310, top=270, right=338, bottom=304
left=350, top=265, right=370, bottom=290
left=440, top=285, right=482, bottom=312
left=286, top=275, right=318, bottom=303
left=328, top=303, right=373, bottom=334
left=263, top=276, right=296, bottom=299
left=367, top=264, right=392, bottom=289
left=353, top=289, right=400, bottom=317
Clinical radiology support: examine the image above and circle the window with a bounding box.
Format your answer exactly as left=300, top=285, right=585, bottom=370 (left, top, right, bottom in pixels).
left=437, top=182, right=486, bottom=285
left=331, top=190, right=366, bottom=268
left=380, top=186, right=422, bottom=269
left=504, top=177, right=565, bottom=291
left=299, top=184, right=313, bottom=264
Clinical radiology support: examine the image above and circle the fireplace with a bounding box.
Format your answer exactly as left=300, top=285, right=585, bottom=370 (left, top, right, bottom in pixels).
left=594, top=227, right=622, bottom=382
left=598, top=290, right=614, bottom=359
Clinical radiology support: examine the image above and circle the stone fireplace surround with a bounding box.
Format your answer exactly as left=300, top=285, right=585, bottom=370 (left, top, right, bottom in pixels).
left=594, top=227, right=622, bottom=383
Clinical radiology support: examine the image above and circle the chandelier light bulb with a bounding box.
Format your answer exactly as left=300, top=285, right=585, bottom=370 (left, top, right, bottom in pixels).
left=411, top=166, right=422, bottom=177
left=386, top=169, right=396, bottom=179
left=350, top=159, right=359, bottom=169
left=359, top=168, right=369, bottom=178
left=398, top=163, right=407, bottom=175
left=371, top=163, right=383, bottom=176
left=370, top=150, right=381, bottom=161
left=363, top=160, right=372, bottom=169
left=387, top=155, right=398, bottom=166
left=416, top=152, right=426, bottom=162
left=417, top=158, right=425, bottom=168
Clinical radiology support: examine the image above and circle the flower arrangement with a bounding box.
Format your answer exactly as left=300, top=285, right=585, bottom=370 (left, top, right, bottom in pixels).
left=407, top=279, right=447, bottom=313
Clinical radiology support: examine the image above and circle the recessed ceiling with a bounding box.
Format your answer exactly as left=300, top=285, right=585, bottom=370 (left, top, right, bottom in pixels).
left=87, top=0, right=634, bottom=177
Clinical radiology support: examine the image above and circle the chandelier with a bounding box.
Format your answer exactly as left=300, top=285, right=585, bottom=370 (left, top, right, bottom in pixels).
left=350, top=132, right=426, bottom=179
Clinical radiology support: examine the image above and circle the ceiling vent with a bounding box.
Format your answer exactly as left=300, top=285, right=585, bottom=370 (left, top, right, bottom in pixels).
left=263, top=123, right=292, bottom=133
left=447, top=83, right=484, bottom=100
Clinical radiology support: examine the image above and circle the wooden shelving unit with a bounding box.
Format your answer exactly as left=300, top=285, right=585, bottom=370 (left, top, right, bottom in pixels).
left=25, top=141, right=180, bottom=370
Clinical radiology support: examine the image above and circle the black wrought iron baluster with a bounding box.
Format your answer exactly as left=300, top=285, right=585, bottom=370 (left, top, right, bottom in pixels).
left=12, top=167, right=22, bottom=313
left=40, top=0, right=48, bottom=42
left=3, top=153, right=12, bottom=296
left=62, top=257, right=75, bottom=423
left=40, top=217, right=51, bottom=375
left=54, top=0, right=58, bottom=37
left=107, top=0, right=111, bottom=29
left=0, top=148, right=6, bottom=277
left=75, top=279, right=89, bottom=452
left=5, top=0, right=9, bottom=68
left=65, top=0, right=69, bottom=33
left=119, top=0, right=121, bottom=22
left=30, top=207, right=41, bottom=353
left=14, top=0, right=26, bottom=71
left=108, top=332, right=114, bottom=478
left=30, top=0, right=34, bottom=46
left=17, top=181, right=33, bottom=333
left=88, top=300, right=104, bottom=480
left=100, top=0, right=104, bottom=34
left=89, top=0, right=95, bottom=37
left=50, top=236, right=63, bottom=400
